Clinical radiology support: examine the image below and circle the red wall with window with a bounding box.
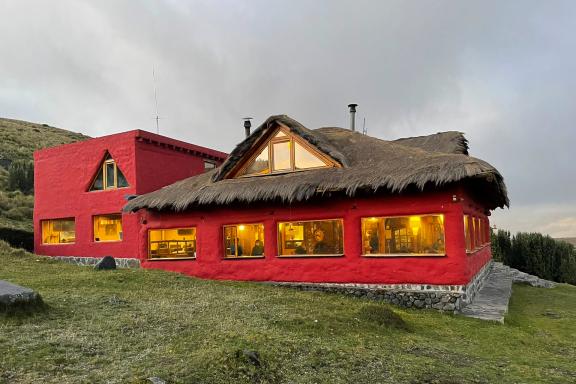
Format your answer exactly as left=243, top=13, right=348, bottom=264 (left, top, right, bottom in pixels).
left=134, top=188, right=492, bottom=285
left=33, top=130, right=227, bottom=259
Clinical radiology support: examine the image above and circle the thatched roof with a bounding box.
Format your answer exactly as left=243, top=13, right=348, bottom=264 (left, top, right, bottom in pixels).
left=125, top=115, right=508, bottom=212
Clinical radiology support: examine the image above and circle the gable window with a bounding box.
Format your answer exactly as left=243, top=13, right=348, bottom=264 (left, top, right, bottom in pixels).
left=41, top=218, right=75, bottom=244
left=277, top=219, right=344, bottom=257
left=90, top=153, right=129, bottom=191
left=149, top=228, right=196, bottom=259
left=361, top=215, right=445, bottom=256
left=93, top=214, right=123, bottom=242
left=237, top=127, right=334, bottom=177
left=223, top=224, right=265, bottom=258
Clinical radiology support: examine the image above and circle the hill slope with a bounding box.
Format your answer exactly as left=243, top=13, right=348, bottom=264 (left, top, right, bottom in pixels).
left=0, top=118, right=90, bottom=233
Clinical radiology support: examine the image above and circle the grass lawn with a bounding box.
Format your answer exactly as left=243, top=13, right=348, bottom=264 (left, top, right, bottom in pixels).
left=1, top=246, right=575, bottom=384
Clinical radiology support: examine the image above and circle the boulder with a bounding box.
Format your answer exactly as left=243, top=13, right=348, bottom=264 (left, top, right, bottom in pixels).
left=94, top=256, right=116, bottom=270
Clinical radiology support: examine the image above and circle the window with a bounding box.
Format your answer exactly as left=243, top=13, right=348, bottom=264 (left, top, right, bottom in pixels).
left=93, top=214, right=122, bottom=242
left=361, top=215, right=445, bottom=256
left=464, top=215, right=473, bottom=252
left=277, top=219, right=343, bottom=256
left=149, top=228, right=197, bottom=259
left=223, top=224, right=265, bottom=258
left=90, top=153, right=129, bottom=191
left=204, top=160, right=216, bottom=171
left=41, top=218, right=75, bottom=244
left=237, top=128, right=333, bottom=177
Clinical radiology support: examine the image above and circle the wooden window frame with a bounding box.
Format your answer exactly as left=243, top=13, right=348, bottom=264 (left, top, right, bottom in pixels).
left=222, top=223, right=266, bottom=259
left=41, top=218, right=76, bottom=245
left=148, top=227, right=197, bottom=260
left=89, top=154, right=129, bottom=192
left=276, top=218, right=345, bottom=258
left=360, top=214, right=446, bottom=257
left=231, top=125, right=339, bottom=178
left=93, top=214, right=123, bottom=243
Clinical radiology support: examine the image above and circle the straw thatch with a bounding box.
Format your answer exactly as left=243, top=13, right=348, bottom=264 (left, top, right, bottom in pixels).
left=125, top=115, right=508, bottom=212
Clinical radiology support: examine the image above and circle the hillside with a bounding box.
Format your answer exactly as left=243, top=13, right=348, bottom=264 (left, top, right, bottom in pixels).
left=1, top=244, right=575, bottom=383
left=0, top=118, right=90, bottom=234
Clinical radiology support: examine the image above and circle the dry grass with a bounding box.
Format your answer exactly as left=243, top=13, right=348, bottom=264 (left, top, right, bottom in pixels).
left=1, top=246, right=575, bottom=383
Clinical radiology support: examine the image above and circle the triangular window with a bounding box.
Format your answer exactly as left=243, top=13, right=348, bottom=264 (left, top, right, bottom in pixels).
left=89, top=153, right=129, bottom=191
left=235, top=127, right=333, bottom=177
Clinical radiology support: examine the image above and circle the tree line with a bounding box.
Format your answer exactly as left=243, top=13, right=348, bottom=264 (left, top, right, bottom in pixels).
left=6, top=159, right=34, bottom=194
left=491, top=229, right=576, bottom=285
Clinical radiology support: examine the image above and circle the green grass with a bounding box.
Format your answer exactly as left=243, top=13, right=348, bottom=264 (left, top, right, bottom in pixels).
left=1, top=246, right=575, bottom=383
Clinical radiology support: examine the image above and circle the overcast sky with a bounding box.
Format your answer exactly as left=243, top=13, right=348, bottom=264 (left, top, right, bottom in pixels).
left=1, top=0, right=575, bottom=237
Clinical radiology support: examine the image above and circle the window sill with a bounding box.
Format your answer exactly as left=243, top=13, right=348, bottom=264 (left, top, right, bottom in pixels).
left=223, top=256, right=265, bottom=260
left=466, top=244, right=490, bottom=255
left=362, top=253, right=446, bottom=258
left=94, top=240, right=123, bottom=243
left=148, top=257, right=197, bottom=261
left=276, top=254, right=344, bottom=258
left=41, top=242, right=75, bottom=246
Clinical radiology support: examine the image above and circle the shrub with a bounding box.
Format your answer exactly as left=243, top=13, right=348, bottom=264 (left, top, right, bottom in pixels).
left=491, top=229, right=576, bottom=285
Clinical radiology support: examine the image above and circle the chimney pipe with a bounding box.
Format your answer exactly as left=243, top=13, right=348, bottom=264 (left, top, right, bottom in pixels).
left=243, top=117, right=253, bottom=138
left=348, top=103, right=358, bottom=131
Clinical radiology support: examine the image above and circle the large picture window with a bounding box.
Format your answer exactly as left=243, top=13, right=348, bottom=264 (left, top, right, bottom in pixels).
left=41, top=218, right=76, bottom=244
left=90, top=153, right=129, bottom=191
left=149, top=228, right=197, bottom=259
left=237, top=128, right=334, bottom=177
left=277, top=219, right=344, bottom=257
left=361, top=215, right=445, bottom=256
left=93, top=214, right=123, bottom=242
left=223, top=224, right=265, bottom=258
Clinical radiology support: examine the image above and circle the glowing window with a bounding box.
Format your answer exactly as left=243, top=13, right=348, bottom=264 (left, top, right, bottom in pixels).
left=238, top=128, right=332, bottom=177
left=41, top=218, right=75, bottom=244
left=90, top=154, right=129, bottom=191
left=277, top=219, right=343, bottom=257
left=223, top=224, right=265, bottom=258
left=93, top=214, right=123, bottom=242
left=464, top=215, right=473, bottom=252
left=149, top=228, right=197, bottom=259
left=361, top=215, right=445, bottom=256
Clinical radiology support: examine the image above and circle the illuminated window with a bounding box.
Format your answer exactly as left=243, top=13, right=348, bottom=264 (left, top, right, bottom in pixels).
left=90, top=153, right=129, bottom=191
left=361, top=215, right=445, bottom=256
left=41, top=218, right=75, bottom=244
left=464, top=215, right=473, bottom=252
left=277, top=219, right=343, bottom=257
left=149, top=228, right=196, bottom=259
left=223, top=224, right=265, bottom=258
left=93, top=214, right=122, bottom=242
left=237, top=128, right=333, bottom=177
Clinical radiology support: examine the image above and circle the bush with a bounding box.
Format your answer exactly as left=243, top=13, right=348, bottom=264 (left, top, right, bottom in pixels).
left=491, top=229, right=576, bottom=285
left=7, top=159, right=34, bottom=194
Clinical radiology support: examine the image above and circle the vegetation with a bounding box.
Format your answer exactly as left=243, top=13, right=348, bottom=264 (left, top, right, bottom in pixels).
left=492, top=229, right=576, bottom=284
left=0, top=117, right=89, bottom=239
left=1, top=242, right=575, bottom=384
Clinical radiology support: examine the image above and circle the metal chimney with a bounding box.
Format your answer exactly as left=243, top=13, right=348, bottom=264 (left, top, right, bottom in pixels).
left=348, top=104, right=358, bottom=131
left=243, top=117, right=253, bottom=138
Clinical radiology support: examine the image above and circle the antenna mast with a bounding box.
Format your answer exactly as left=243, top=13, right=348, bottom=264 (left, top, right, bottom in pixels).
left=152, top=66, right=160, bottom=134
left=362, top=117, right=367, bottom=135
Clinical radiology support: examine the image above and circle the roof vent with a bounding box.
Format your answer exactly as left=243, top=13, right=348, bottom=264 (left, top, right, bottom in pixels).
left=348, top=104, right=358, bottom=131
left=243, top=117, right=253, bottom=138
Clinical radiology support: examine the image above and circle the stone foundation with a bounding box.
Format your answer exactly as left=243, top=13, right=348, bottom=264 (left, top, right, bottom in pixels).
left=50, top=256, right=141, bottom=269
left=269, top=261, right=493, bottom=313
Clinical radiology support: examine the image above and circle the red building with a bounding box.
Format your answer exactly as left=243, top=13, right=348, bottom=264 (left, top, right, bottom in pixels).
left=34, top=130, right=227, bottom=260
left=35, top=115, right=508, bottom=297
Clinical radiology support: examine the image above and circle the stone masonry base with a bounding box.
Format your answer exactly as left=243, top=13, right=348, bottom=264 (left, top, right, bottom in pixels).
left=269, top=261, right=494, bottom=313
left=50, top=256, right=141, bottom=269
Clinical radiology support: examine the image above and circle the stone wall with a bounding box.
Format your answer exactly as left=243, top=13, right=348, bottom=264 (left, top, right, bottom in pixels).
left=269, top=261, right=494, bottom=313
left=50, top=256, right=141, bottom=269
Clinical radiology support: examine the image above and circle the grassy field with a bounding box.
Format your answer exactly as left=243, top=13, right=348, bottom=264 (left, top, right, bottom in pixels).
left=1, top=244, right=575, bottom=384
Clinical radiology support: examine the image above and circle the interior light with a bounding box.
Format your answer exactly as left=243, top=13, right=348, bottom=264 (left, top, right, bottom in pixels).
left=238, top=225, right=246, bottom=231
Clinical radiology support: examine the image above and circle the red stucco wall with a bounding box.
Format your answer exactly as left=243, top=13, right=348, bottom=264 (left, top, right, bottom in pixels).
left=134, top=189, right=491, bottom=285
left=33, top=130, right=226, bottom=259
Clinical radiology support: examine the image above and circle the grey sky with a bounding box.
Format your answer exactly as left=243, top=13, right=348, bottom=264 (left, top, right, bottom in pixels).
left=1, top=0, right=575, bottom=236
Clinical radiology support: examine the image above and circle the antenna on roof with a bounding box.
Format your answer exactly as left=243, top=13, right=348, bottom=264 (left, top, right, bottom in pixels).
left=152, top=66, right=160, bottom=134
left=362, top=117, right=367, bottom=135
